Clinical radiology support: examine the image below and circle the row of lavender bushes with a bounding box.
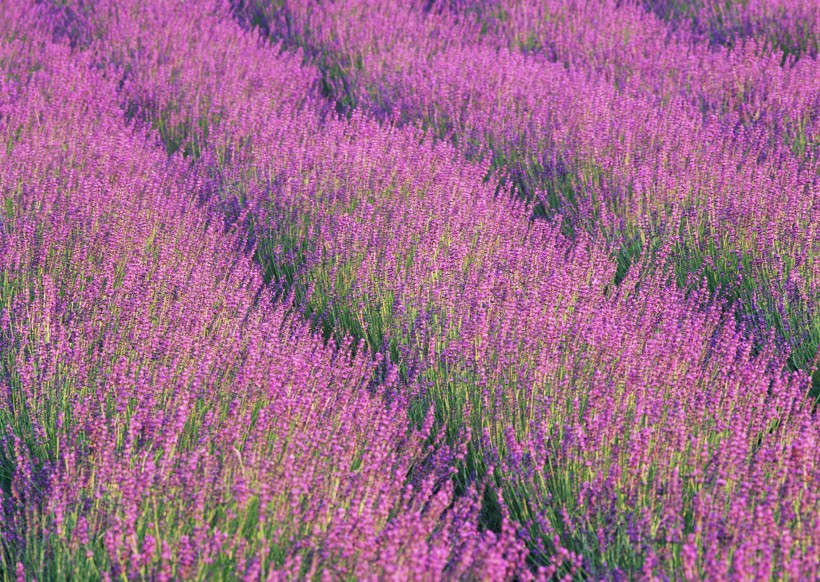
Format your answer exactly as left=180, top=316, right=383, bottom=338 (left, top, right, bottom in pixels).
left=0, top=3, right=530, bottom=580
left=217, top=2, right=820, bottom=575
left=3, top=0, right=820, bottom=578
left=238, top=0, right=820, bottom=390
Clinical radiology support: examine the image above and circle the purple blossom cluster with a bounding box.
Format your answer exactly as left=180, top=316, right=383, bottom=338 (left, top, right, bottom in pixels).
left=2, top=0, right=820, bottom=579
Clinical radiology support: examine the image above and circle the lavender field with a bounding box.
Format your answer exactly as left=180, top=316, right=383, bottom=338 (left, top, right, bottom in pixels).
left=1, top=0, right=820, bottom=579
